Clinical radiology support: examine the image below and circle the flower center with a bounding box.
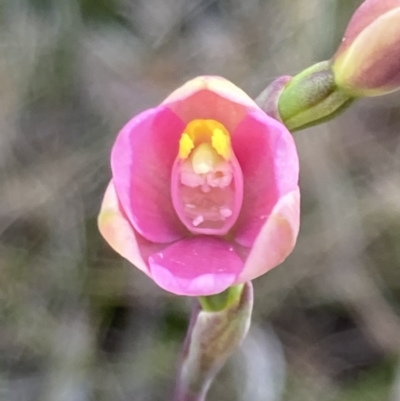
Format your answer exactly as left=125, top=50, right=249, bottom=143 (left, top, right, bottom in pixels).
left=171, top=119, right=243, bottom=235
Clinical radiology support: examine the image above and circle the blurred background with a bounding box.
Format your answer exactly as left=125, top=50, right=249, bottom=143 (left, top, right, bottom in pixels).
left=1, top=0, right=400, bottom=400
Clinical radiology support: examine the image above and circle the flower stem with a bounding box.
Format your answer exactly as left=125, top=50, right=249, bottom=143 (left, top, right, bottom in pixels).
left=198, top=284, right=244, bottom=312
left=173, top=282, right=253, bottom=401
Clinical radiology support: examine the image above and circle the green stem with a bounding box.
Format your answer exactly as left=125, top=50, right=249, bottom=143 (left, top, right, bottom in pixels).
left=198, top=284, right=244, bottom=312
left=173, top=283, right=253, bottom=401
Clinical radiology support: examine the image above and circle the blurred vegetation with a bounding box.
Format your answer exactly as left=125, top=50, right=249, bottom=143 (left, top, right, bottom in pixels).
left=1, top=0, right=400, bottom=400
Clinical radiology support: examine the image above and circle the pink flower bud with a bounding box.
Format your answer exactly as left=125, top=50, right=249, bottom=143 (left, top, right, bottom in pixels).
left=333, top=0, right=400, bottom=97
left=98, top=76, right=300, bottom=296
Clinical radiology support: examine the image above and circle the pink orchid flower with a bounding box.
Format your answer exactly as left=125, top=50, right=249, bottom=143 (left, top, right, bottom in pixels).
left=98, top=76, right=300, bottom=296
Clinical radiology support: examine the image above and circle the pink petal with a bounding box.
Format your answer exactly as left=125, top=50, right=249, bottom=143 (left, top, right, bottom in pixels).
left=163, top=76, right=260, bottom=110
left=98, top=180, right=169, bottom=276
left=231, top=110, right=299, bottom=247
left=163, top=76, right=260, bottom=133
left=98, top=180, right=149, bottom=275
left=148, top=237, right=244, bottom=296
left=111, top=106, right=188, bottom=243
left=237, top=188, right=300, bottom=283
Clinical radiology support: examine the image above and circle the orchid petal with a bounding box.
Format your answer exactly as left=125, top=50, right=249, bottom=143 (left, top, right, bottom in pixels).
left=98, top=181, right=149, bottom=274
left=163, top=76, right=260, bottom=110
left=148, top=237, right=244, bottom=296
left=231, top=109, right=299, bottom=247
left=237, top=188, right=300, bottom=283
left=111, top=106, right=188, bottom=243
left=163, top=76, right=260, bottom=132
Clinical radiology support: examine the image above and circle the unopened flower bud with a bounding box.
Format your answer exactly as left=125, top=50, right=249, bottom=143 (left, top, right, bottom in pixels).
left=333, top=0, right=400, bottom=97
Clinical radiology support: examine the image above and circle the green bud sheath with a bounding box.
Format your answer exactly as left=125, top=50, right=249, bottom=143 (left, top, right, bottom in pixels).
left=257, top=61, right=354, bottom=132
